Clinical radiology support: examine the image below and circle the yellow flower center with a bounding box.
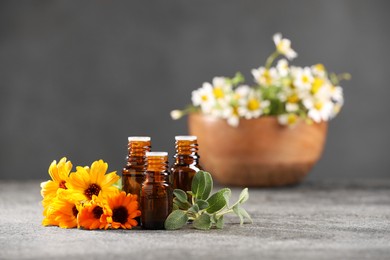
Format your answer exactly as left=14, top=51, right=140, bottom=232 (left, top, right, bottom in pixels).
left=311, top=78, right=324, bottom=94
left=302, top=75, right=310, bottom=84
left=314, top=63, right=325, bottom=72
left=287, top=94, right=299, bottom=103
left=201, top=95, right=208, bottom=102
left=233, top=106, right=239, bottom=116
left=314, top=101, right=323, bottom=110
left=276, top=41, right=289, bottom=54
left=247, top=99, right=260, bottom=111
left=287, top=114, right=298, bottom=125
left=213, top=87, right=224, bottom=99
left=261, top=70, right=273, bottom=85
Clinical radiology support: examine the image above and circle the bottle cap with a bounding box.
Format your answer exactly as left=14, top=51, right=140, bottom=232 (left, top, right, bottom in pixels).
left=128, top=136, right=151, bottom=142
left=146, top=152, right=168, bottom=157
left=175, top=135, right=197, bottom=141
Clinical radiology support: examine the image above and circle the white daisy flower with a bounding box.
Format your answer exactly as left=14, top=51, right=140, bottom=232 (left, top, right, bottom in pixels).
left=278, top=113, right=299, bottom=126
left=293, top=67, right=314, bottom=90
left=276, top=59, right=290, bottom=77
left=251, top=67, right=279, bottom=86
left=191, top=82, right=215, bottom=114
left=273, top=33, right=297, bottom=60
left=238, top=89, right=270, bottom=119
left=303, top=97, right=333, bottom=123
left=311, top=63, right=326, bottom=77
left=212, top=77, right=232, bottom=100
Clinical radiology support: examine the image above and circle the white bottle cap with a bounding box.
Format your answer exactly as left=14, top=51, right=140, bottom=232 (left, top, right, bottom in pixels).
left=175, top=135, right=197, bottom=141
left=128, top=136, right=151, bottom=142
left=146, top=151, right=168, bottom=157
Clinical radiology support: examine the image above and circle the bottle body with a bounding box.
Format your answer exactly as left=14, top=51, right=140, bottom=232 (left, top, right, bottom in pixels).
left=141, top=152, right=172, bottom=230
left=171, top=136, right=202, bottom=193
left=122, top=137, right=151, bottom=198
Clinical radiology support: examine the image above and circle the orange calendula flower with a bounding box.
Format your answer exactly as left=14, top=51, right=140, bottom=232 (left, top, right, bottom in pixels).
left=78, top=195, right=110, bottom=230
left=40, top=157, right=73, bottom=214
left=66, top=160, right=120, bottom=202
left=106, top=191, right=141, bottom=229
left=43, top=192, right=80, bottom=229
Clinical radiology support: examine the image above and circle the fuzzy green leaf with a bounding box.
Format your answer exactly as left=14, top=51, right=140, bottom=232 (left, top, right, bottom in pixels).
left=216, top=216, right=224, bottom=229
left=193, top=213, right=212, bottom=230
left=195, top=199, right=209, bottom=210
left=173, top=197, right=190, bottom=210
left=188, top=204, right=200, bottom=214
left=206, top=188, right=231, bottom=214
left=173, top=189, right=188, bottom=203
left=164, top=210, right=189, bottom=230
left=233, top=205, right=252, bottom=225
left=233, top=205, right=244, bottom=225
left=238, top=188, right=249, bottom=204
left=191, top=171, right=213, bottom=200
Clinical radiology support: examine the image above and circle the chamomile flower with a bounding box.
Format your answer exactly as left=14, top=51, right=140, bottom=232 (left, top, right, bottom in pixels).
left=273, top=33, right=297, bottom=60
left=311, top=63, right=327, bottom=77
left=276, top=59, right=290, bottom=77
left=278, top=113, right=299, bottom=126
left=293, top=67, right=314, bottom=90
left=251, top=67, right=278, bottom=86
left=303, top=97, right=333, bottom=123
left=238, top=89, right=270, bottom=119
left=191, top=82, right=215, bottom=114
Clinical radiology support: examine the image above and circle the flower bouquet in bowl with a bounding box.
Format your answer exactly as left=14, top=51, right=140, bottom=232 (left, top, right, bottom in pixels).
left=171, top=33, right=350, bottom=187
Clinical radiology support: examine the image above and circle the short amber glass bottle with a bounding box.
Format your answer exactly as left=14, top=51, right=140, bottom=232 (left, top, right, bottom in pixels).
left=171, top=135, right=202, bottom=193
left=122, top=136, right=151, bottom=197
left=141, top=152, right=173, bottom=230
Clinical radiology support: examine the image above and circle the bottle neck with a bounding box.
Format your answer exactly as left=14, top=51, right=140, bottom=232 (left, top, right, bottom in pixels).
left=174, top=140, right=200, bottom=165
left=145, top=155, right=169, bottom=182
left=126, top=140, right=151, bottom=169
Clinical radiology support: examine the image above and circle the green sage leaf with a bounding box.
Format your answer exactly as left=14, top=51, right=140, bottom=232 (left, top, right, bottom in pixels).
left=195, top=199, right=209, bottom=210
left=193, top=213, right=212, bottom=230
left=164, top=210, right=189, bottom=230
left=191, top=171, right=213, bottom=200
left=216, top=216, right=224, bottom=229
left=206, top=188, right=231, bottom=214
left=173, top=189, right=188, bottom=203
left=238, top=188, right=249, bottom=204
left=173, top=197, right=190, bottom=210
left=233, top=205, right=244, bottom=225
left=188, top=204, right=200, bottom=214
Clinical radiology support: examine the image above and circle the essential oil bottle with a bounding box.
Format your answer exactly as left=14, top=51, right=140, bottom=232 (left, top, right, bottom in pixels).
left=171, top=135, right=202, bottom=193
left=141, top=152, right=173, bottom=230
left=122, top=136, right=151, bottom=197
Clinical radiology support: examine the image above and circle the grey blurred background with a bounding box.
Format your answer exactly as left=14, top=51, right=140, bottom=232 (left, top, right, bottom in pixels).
left=0, top=0, right=389, bottom=181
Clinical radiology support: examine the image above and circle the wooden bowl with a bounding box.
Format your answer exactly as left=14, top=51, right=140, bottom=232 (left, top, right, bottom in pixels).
left=188, top=113, right=328, bottom=187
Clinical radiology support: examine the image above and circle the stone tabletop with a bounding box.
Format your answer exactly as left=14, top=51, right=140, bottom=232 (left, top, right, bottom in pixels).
left=0, top=180, right=389, bottom=260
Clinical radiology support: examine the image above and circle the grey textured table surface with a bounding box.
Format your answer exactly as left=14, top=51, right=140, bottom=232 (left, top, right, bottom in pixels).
left=0, top=180, right=389, bottom=260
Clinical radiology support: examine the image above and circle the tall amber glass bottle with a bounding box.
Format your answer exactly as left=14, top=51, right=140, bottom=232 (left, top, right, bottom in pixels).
left=171, top=135, right=202, bottom=193
left=122, top=136, right=151, bottom=196
left=141, top=152, right=172, bottom=230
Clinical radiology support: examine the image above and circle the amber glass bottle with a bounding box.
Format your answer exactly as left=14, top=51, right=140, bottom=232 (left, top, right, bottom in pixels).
left=141, top=152, right=173, bottom=230
left=171, top=135, right=202, bottom=193
left=122, top=137, right=151, bottom=197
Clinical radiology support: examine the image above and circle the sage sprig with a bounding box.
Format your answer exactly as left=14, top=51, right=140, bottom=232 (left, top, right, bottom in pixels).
left=164, top=171, right=252, bottom=230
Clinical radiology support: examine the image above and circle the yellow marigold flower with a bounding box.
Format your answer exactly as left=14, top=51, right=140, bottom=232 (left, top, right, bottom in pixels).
left=40, top=157, right=73, bottom=214
left=105, top=191, right=141, bottom=229
left=66, top=160, right=120, bottom=202
left=78, top=195, right=110, bottom=230
left=43, top=193, right=80, bottom=229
